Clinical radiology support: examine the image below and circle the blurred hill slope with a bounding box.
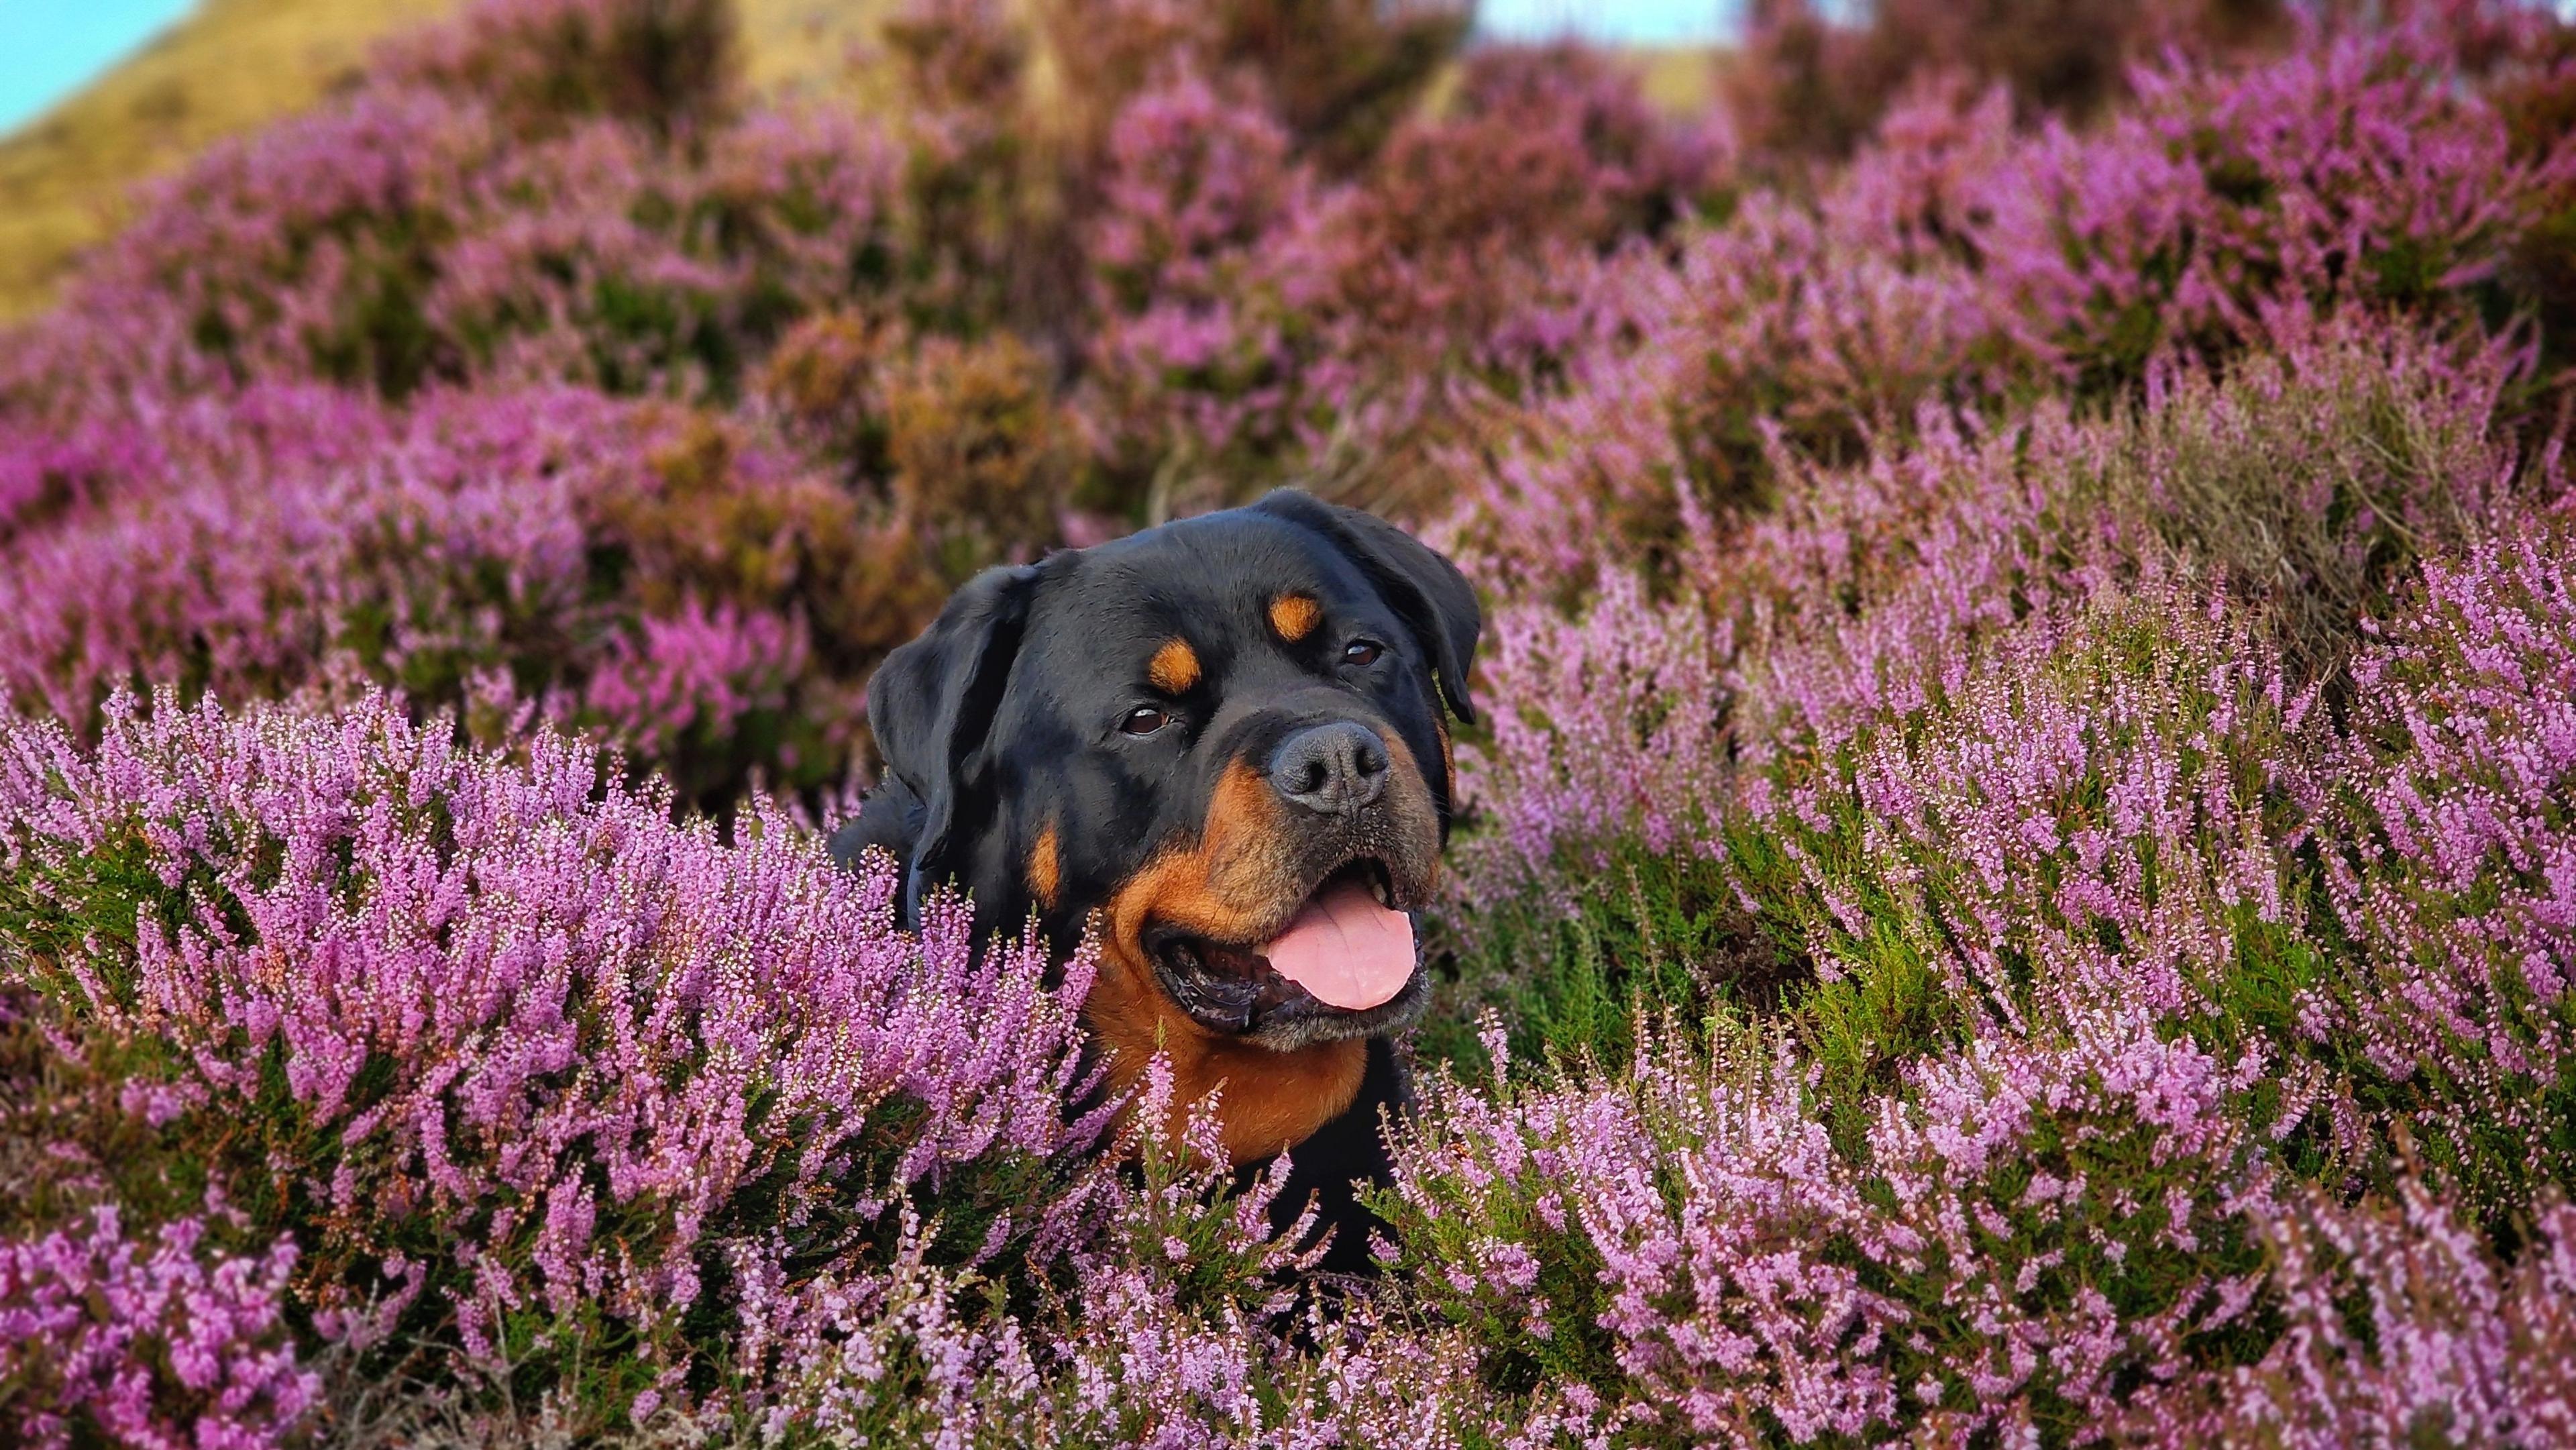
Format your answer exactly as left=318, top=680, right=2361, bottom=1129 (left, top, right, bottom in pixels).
left=0, top=0, right=1711, bottom=322
left=0, top=0, right=455, bottom=321
left=0, top=0, right=898, bottom=321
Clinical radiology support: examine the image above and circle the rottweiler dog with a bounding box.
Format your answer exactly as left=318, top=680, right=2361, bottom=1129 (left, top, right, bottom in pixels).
left=829, top=489, right=1477, bottom=1273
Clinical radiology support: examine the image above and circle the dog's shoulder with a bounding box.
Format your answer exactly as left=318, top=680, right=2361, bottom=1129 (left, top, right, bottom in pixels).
left=829, top=775, right=926, bottom=881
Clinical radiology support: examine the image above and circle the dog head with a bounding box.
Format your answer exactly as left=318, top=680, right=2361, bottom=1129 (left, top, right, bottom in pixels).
left=839, top=490, right=1477, bottom=1161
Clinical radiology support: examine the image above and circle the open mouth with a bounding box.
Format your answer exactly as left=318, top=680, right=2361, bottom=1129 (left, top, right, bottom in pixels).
left=1144, top=856, right=1426, bottom=1036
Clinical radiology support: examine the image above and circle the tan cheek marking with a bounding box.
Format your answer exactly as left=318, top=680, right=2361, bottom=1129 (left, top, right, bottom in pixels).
left=1028, top=823, right=1061, bottom=910
left=1105, top=762, right=1286, bottom=949
left=1148, top=637, right=1201, bottom=694
left=1269, top=593, right=1321, bottom=642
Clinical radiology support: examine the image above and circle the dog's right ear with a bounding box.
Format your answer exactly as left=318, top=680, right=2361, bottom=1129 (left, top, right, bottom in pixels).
left=834, top=563, right=1036, bottom=924
left=1250, top=489, right=1480, bottom=723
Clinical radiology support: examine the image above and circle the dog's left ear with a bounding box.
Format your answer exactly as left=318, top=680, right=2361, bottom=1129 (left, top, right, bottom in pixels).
left=850, top=562, right=1038, bottom=921
left=1252, top=490, right=1480, bottom=722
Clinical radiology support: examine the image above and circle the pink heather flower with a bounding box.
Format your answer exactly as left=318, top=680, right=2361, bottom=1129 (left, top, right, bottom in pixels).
left=1454, top=13, right=2569, bottom=590
left=2318, top=525, right=2576, bottom=1212
left=0, top=688, right=1104, bottom=1431
left=0, top=1207, right=316, bottom=1450
left=1454, top=570, right=1733, bottom=905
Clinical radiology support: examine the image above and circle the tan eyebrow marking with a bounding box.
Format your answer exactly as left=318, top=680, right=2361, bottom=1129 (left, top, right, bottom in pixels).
left=1029, top=823, right=1061, bottom=909
left=1269, top=593, right=1321, bottom=641
left=1148, top=637, right=1201, bottom=694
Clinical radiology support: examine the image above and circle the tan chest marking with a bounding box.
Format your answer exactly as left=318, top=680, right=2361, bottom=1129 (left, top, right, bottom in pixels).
left=1081, top=761, right=1368, bottom=1164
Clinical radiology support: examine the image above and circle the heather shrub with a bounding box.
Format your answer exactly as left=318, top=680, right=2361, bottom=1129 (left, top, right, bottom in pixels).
left=1421, top=582, right=2328, bottom=1439
left=0, top=386, right=907, bottom=806
left=883, top=332, right=1075, bottom=583
left=1410, top=255, right=2576, bottom=1450
left=1460, top=16, right=2575, bottom=588
left=1422, top=834, right=1772, bottom=1076
left=1727, top=0, right=2288, bottom=163
left=0, top=690, right=1107, bottom=1438
left=3, top=85, right=898, bottom=411
left=1387, top=1017, right=2576, bottom=1445
left=429, top=106, right=901, bottom=399
left=718, top=1072, right=1579, bottom=1449
left=1075, top=40, right=1715, bottom=515
left=1077, top=65, right=1328, bottom=510
left=1428, top=576, right=1784, bottom=1069
left=2316, top=526, right=2576, bottom=1219
left=1322, top=42, right=1721, bottom=380
left=7, top=89, right=511, bottom=406
left=1447, top=91, right=2039, bottom=584
left=1409, top=550, right=2570, bottom=1440
left=1996, top=14, right=2572, bottom=384
left=981, top=1062, right=1521, bottom=1447
left=1731, top=584, right=2326, bottom=1152
left=1189, top=0, right=1469, bottom=173
left=881, top=0, right=1534, bottom=493
left=1733, top=316, right=2548, bottom=746
left=1457, top=576, right=1733, bottom=895
left=758, top=306, right=899, bottom=469
left=1442, top=317, right=2544, bottom=1074
left=2078, top=321, right=2542, bottom=678
left=1385, top=1005, right=2285, bottom=1444
left=2146, top=1182, right=2576, bottom=1443
left=1414, top=318, right=2576, bottom=1439
left=378, top=0, right=738, bottom=138
left=867, top=0, right=1038, bottom=344
left=757, top=310, right=1079, bottom=590
left=1022, top=0, right=1466, bottom=176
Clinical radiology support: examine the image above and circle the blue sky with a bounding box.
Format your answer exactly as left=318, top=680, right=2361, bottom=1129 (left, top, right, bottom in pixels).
left=0, top=1, right=1741, bottom=138
left=1481, top=0, right=1731, bottom=45
left=1, top=0, right=197, bottom=135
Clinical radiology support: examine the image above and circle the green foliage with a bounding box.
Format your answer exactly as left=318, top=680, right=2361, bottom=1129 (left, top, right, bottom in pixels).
left=1425, top=831, right=1800, bottom=1077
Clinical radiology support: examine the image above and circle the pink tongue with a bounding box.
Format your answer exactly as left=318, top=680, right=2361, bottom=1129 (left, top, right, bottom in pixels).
left=1259, top=879, right=1416, bottom=1011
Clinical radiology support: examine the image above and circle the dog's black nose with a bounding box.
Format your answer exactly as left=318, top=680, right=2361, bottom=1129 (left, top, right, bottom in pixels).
left=1269, top=721, right=1389, bottom=816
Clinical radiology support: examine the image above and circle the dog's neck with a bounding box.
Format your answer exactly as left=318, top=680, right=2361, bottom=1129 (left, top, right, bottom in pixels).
left=1083, top=941, right=1368, bottom=1166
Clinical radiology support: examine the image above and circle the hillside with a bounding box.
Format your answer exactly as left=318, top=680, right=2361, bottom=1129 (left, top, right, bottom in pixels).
left=0, top=0, right=911, bottom=321
left=0, top=0, right=1709, bottom=321
left=0, top=0, right=453, bottom=321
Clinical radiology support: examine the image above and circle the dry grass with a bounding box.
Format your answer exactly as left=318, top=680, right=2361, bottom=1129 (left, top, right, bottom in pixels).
left=737, top=0, right=894, bottom=102
left=1624, top=44, right=1717, bottom=112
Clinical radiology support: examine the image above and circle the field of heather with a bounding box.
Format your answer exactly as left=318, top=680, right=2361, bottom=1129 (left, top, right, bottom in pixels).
left=5, top=0, right=2576, bottom=1444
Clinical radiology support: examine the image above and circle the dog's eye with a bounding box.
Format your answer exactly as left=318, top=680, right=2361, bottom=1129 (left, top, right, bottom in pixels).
left=1120, top=706, right=1173, bottom=737
left=1342, top=639, right=1383, bottom=667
